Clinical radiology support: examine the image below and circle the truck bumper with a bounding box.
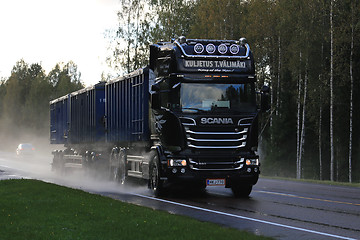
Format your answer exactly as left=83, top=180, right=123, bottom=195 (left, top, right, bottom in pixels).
left=164, top=167, right=259, bottom=187
left=162, top=152, right=260, bottom=187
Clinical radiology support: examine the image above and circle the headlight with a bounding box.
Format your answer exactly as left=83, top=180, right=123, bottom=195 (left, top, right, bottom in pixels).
left=168, top=159, right=187, bottom=167
left=245, top=159, right=259, bottom=166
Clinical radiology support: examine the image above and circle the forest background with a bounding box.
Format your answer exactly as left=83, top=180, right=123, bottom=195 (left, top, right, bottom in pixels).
left=0, top=0, right=359, bottom=182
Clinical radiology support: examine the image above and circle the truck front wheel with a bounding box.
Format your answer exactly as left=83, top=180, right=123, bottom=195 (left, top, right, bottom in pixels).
left=231, top=184, right=252, bottom=198
left=149, top=153, right=164, bottom=197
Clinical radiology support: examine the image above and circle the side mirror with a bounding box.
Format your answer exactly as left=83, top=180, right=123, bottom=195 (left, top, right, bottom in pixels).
left=260, top=85, right=270, bottom=112
left=151, top=92, right=161, bottom=110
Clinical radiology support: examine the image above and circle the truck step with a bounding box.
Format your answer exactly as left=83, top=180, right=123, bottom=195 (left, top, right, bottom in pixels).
left=127, top=155, right=144, bottom=162
left=64, top=163, right=83, bottom=169
left=128, top=170, right=143, bottom=178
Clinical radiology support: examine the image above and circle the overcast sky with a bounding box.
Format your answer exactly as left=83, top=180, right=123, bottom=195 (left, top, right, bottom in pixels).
left=0, top=0, right=120, bottom=86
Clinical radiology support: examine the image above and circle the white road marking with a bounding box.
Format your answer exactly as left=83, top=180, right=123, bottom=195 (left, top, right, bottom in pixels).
left=257, top=190, right=298, bottom=197
left=134, top=193, right=357, bottom=240
left=257, top=190, right=360, bottom=206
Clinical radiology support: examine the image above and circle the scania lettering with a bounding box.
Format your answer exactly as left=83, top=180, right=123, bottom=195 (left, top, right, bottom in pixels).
left=200, top=118, right=234, bottom=125
left=50, top=36, right=270, bottom=197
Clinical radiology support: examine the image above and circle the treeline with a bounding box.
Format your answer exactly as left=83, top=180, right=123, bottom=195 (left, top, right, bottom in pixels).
left=0, top=60, right=83, bottom=138
left=110, top=0, right=360, bottom=182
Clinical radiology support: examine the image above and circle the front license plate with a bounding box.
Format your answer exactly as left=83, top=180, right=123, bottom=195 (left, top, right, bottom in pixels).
left=206, top=179, right=225, bottom=186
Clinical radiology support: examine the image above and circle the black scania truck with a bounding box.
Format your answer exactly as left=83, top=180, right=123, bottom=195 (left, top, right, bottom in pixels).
left=50, top=36, right=269, bottom=197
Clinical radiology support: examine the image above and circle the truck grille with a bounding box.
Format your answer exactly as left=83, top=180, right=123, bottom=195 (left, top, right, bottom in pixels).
left=181, top=117, right=252, bottom=150
left=179, top=116, right=254, bottom=170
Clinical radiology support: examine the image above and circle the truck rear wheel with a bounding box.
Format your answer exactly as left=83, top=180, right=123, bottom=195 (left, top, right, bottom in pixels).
left=231, top=184, right=252, bottom=198
left=149, top=153, right=164, bottom=197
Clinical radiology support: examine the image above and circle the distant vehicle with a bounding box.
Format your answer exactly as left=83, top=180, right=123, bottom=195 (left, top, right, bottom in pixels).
left=16, top=143, right=35, bottom=156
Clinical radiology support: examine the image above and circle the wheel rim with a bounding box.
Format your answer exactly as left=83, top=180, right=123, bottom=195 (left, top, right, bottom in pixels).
left=118, top=154, right=126, bottom=184
left=151, top=163, right=158, bottom=190
left=113, top=166, right=119, bottom=180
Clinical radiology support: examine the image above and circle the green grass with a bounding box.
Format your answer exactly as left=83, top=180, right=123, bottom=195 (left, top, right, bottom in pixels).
left=262, top=176, right=360, bottom=188
left=0, top=179, right=272, bottom=240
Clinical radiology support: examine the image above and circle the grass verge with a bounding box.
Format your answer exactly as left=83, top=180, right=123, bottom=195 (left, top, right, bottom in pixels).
left=0, top=179, right=273, bottom=240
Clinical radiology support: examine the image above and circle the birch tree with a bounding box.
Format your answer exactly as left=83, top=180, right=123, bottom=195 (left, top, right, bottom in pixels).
left=299, top=61, right=308, bottom=180
left=329, top=0, right=335, bottom=181
left=296, top=52, right=303, bottom=179
left=348, top=1, right=355, bottom=183
left=318, top=42, right=325, bottom=180
left=276, top=35, right=281, bottom=117
left=108, top=0, right=150, bottom=74
left=319, top=73, right=323, bottom=180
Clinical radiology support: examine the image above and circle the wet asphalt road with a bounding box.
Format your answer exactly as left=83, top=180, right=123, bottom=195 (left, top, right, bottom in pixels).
left=1, top=151, right=359, bottom=240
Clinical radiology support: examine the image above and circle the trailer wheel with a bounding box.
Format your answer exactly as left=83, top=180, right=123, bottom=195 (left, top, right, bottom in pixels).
left=110, top=149, right=127, bottom=185
left=149, top=153, right=164, bottom=197
left=117, top=150, right=127, bottom=185
left=109, top=151, right=118, bottom=181
left=231, top=184, right=252, bottom=198
left=52, top=151, right=65, bottom=174
left=51, top=151, right=58, bottom=172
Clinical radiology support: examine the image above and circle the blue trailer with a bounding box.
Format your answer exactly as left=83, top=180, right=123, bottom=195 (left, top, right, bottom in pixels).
left=50, top=94, right=70, bottom=145
left=106, top=68, right=151, bottom=144
left=51, top=37, right=269, bottom=197
left=51, top=82, right=107, bottom=170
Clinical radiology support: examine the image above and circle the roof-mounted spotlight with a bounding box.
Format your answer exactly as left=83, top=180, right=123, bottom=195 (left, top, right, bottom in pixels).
left=229, top=44, right=240, bottom=54
left=206, top=43, right=216, bottom=54
left=218, top=44, right=227, bottom=54
left=178, top=36, right=187, bottom=44
left=194, top=43, right=204, bottom=54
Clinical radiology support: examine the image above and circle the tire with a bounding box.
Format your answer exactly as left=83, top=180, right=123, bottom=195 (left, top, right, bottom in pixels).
left=51, top=152, right=59, bottom=172
left=231, top=184, right=252, bottom=198
left=109, top=151, right=117, bottom=181
left=149, top=153, right=164, bottom=197
left=52, top=151, right=65, bottom=174
left=117, top=151, right=127, bottom=185
left=110, top=149, right=127, bottom=185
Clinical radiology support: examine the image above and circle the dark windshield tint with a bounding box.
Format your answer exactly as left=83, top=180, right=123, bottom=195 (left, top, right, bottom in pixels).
left=180, top=83, right=256, bottom=113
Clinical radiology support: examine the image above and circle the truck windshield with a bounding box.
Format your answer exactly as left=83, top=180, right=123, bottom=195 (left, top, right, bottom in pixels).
left=178, top=83, right=256, bottom=113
